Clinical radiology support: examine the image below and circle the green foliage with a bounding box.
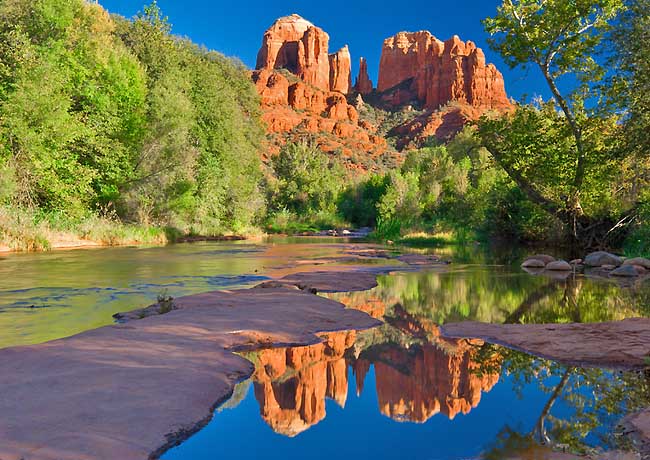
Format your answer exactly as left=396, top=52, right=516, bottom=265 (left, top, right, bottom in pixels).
left=268, top=141, right=345, bottom=216
left=484, top=0, right=623, bottom=93
left=478, top=103, right=623, bottom=221
left=0, top=0, right=265, bottom=249
left=338, top=174, right=389, bottom=227
left=482, top=0, right=628, bottom=245
left=623, top=191, right=650, bottom=257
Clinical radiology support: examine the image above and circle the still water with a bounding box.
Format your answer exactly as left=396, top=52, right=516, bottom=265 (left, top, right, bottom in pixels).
left=1, top=240, right=649, bottom=458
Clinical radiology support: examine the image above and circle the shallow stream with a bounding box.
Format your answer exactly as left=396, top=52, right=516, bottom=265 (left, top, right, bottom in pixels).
left=1, top=239, right=648, bottom=458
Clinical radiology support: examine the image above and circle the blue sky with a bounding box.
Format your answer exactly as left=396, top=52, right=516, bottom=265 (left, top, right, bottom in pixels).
left=98, top=0, right=548, bottom=101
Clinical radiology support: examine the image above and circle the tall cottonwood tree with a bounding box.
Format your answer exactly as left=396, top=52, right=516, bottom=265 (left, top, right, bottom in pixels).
left=478, top=0, right=625, bottom=243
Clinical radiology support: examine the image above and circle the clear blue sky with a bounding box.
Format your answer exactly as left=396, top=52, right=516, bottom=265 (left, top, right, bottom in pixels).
left=98, top=0, right=549, bottom=102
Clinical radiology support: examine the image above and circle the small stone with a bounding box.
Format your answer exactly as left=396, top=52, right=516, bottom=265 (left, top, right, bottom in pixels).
left=610, top=265, right=639, bottom=277
left=601, top=264, right=616, bottom=271
left=545, top=260, right=572, bottom=271
left=569, top=259, right=583, bottom=265
left=584, top=251, right=623, bottom=267
left=623, top=257, right=650, bottom=269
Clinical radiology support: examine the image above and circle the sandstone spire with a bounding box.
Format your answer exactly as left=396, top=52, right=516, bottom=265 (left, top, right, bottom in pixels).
left=354, top=57, right=373, bottom=94
left=329, top=45, right=352, bottom=94
left=256, top=14, right=331, bottom=91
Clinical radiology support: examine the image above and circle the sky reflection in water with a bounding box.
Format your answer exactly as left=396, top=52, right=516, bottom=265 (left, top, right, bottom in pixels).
left=163, top=266, right=650, bottom=460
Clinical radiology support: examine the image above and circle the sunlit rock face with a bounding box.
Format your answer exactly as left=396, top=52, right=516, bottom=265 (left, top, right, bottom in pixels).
left=369, top=342, right=499, bottom=422
left=375, top=31, right=511, bottom=146
left=251, top=16, right=513, bottom=164
left=377, top=32, right=510, bottom=111
left=251, top=331, right=356, bottom=436
left=329, top=45, right=352, bottom=94
left=252, top=14, right=389, bottom=166
left=256, top=14, right=331, bottom=91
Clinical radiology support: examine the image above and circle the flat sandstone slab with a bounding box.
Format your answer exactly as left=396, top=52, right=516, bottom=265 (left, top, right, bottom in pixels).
left=440, top=318, right=650, bottom=369
left=0, top=282, right=381, bottom=460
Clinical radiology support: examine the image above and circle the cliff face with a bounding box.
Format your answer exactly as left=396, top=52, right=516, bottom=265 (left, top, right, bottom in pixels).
left=256, top=14, right=332, bottom=92
left=377, top=32, right=510, bottom=111
left=329, top=45, right=352, bottom=94
left=256, top=14, right=352, bottom=95
left=252, top=15, right=389, bottom=167
left=252, top=15, right=512, bottom=167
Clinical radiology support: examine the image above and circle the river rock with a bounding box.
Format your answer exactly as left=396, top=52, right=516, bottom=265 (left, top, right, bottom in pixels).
left=440, top=318, right=650, bottom=368
left=522, top=259, right=546, bottom=268
left=623, top=257, right=650, bottom=269
left=584, top=251, right=622, bottom=267
left=522, top=254, right=555, bottom=266
left=610, top=265, right=640, bottom=277
left=545, top=260, right=572, bottom=271
left=569, top=259, right=583, bottom=265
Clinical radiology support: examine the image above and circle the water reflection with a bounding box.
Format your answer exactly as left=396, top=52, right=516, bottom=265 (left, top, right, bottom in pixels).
left=213, top=269, right=650, bottom=458
left=235, top=326, right=647, bottom=458
left=243, top=328, right=500, bottom=432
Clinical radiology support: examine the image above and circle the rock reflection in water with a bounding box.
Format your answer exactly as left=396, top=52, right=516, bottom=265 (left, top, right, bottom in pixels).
left=250, top=332, right=356, bottom=436
left=246, top=325, right=499, bottom=435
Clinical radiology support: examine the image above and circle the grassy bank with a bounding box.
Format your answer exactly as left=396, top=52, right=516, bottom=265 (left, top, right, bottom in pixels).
left=0, top=207, right=261, bottom=253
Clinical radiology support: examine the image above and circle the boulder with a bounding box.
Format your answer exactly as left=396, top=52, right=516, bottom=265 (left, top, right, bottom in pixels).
left=610, top=265, right=639, bottom=277
left=532, top=254, right=556, bottom=264
left=545, top=260, right=572, bottom=271
left=522, top=259, right=545, bottom=268
left=584, top=251, right=623, bottom=267
left=623, top=257, right=650, bottom=269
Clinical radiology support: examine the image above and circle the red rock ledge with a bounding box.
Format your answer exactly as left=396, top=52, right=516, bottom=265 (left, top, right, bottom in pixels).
left=0, top=275, right=382, bottom=460
left=440, top=319, right=650, bottom=369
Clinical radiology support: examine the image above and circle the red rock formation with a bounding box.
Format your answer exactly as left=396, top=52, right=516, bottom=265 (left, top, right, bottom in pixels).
left=252, top=16, right=513, bottom=165
left=390, top=104, right=484, bottom=148
left=377, top=31, right=510, bottom=111
left=329, top=45, right=352, bottom=94
left=354, top=57, right=373, bottom=94
left=252, top=15, right=392, bottom=167
left=256, top=14, right=331, bottom=91
left=251, top=332, right=356, bottom=436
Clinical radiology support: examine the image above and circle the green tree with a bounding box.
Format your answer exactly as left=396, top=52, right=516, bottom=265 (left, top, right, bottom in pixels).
left=479, top=0, right=625, bottom=244
left=0, top=0, right=147, bottom=215
left=269, top=141, right=345, bottom=215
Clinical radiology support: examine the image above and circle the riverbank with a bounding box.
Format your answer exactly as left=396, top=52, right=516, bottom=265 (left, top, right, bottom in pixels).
left=0, top=210, right=266, bottom=254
